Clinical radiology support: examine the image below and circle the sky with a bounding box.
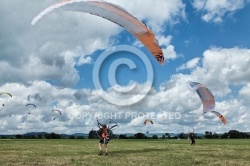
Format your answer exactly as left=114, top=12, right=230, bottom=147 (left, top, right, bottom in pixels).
left=1, top=0, right=250, bottom=135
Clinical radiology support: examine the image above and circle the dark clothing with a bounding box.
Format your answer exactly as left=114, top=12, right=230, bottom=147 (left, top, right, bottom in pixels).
left=99, top=138, right=109, bottom=144
left=191, top=138, right=195, bottom=145
left=189, top=133, right=195, bottom=146
left=97, top=121, right=113, bottom=145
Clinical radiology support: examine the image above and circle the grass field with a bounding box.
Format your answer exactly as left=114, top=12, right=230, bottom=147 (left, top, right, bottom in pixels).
left=0, top=139, right=249, bottom=166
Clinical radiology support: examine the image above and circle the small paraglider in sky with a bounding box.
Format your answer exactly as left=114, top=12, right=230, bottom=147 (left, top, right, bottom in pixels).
left=0, top=92, right=12, bottom=107
left=52, top=109, right=62, bottom=120
left=26, top=103, right=37, bottom=114
left=0, top=92, right=12, bottom=98
left=144, top=119, right=153, bottom=125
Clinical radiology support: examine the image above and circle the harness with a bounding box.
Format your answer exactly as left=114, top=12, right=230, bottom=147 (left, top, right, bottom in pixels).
left=101, top=128, right=108, bottom=139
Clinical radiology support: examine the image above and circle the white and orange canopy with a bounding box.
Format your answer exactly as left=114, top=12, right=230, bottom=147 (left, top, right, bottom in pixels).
left=32, top=0, right=164, bottom=64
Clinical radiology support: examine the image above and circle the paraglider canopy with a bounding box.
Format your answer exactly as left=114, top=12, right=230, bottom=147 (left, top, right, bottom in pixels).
left=52, top=109, right=62, bottom=115
left=187, top=81, right=226, bottom=125
left=144, top=119, right=153, bottom=125
left=187, top=81, right=215, bottom=113
left=31, top=0, right=164, bottom=64
left=0, top=92, right=12, bottom=98
left=26, top=103, right=37, bottom=114
left=52, top=109, right=62, bottom=120
left=0, top=92, right=12, bottom=107
left=26, top=103, right=37, bottom=108
left=52, top=110, right=62, bottom=115
left=211, top=111, right=226, bottom=125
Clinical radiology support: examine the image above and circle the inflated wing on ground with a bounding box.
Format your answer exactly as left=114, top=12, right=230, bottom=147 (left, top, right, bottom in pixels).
left=31, top=0, right=164, bottom=64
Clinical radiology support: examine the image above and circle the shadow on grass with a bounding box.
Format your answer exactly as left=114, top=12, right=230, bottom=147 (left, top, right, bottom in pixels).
left=78, top=148, right=168, bottom=156
left=110, top=148, right=168, bottom=154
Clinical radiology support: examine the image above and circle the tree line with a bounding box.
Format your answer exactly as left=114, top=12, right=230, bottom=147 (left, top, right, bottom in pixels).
left=203, top=130, right=250, bottom=139
left=0, top=130, right=249, bottom=139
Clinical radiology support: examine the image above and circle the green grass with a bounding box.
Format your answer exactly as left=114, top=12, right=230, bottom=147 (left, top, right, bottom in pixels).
left=0, top=139, right=249, bottom=166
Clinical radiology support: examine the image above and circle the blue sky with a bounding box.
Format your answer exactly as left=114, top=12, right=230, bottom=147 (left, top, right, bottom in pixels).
left=0, top=0, right=250, bottom=135
left=75, top=1, right=250, bottom=89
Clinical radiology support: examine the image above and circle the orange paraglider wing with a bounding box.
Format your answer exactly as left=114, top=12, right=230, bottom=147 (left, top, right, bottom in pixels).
left=31, top=0, right=164, bottom=64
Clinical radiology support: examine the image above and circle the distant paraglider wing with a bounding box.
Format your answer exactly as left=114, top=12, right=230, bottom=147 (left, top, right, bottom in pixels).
left=211, top=111, right=226, bottom=125
left=26, top=103, right=37, bottom=114
left=187, top=81, right=215, bottom=113
left=0, top=92, right=12, bottom=107
left=144, top=119, right=153, bottom=124
left=31, top=0, right=164, bottom=64
left=26, top=103, right=37, bottom=108
left=52, top=109, right=62, bottom=120
left=52, top=109, right=62, bottom=115
left=0, top=92, right=12, bottom=98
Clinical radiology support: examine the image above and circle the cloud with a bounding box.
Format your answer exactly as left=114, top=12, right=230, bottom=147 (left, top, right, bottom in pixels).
left=109, top=0, right=186, bottom=33
left=177, top=57, right=200, bottom=71
left=0, top=0, right=187, bottom=87
left=156, top=35, right=178, bottom=60
left=1, top=49, right=250, bottom=134
left=0, top=0, right=121, bottom=87
left=192, top=0, right=249, bottom=23
left=0, top=1, right=249, bottom=135
left=192, top=47, right=250, bottom=97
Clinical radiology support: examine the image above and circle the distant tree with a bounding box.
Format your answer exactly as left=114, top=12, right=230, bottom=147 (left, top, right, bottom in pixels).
left=152, top=135, right=158, bottom=139
left=178, top=133, right=186, bottom=139
left=213, top=132, right=219, bottom=139
left=88, top=130, right=98, bottom=139
left=162, top=135, right=166, bottom=139
left=217, top=130, right=250, bottom=139
left=30, top=135, right=37, bottom=139
left=220, top=132, right=229, bottom=139
left=15, top=134, right=22, bottom=139
left=37, top=135, right=43, bottom=139
left=118, top=134, right=127, bottom=139
left=76, top=136, right=84, bottom=139
left=205, top=131, right=213, bottom=139
left=46, top=132, right=61, bottom=139
left=127, top=136, right=135, bottom=139
left=69, top=136, right=75, bottom=139
left=228, top=130, right=250, bottom=138
left=134, top=133, right=145, bottom=139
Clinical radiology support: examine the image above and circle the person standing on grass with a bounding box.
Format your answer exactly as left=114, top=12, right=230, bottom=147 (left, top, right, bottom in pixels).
left=98, top=124, right=110, bottom=156
left=189, top=132, right=195, bottom=146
